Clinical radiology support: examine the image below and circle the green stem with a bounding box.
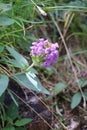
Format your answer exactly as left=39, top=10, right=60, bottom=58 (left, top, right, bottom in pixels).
left=10, top=62, right=35, bottom=77
left=25, top=62, right=35, bottom=72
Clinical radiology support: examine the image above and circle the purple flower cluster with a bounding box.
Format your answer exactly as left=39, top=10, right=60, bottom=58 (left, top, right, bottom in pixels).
left=30, top=38, right=59, bottom=67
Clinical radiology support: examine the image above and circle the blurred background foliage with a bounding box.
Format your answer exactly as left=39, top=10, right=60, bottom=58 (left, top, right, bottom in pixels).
left=0, top=0, right=87, bottom=98
left=0, top=0, right=87, bottom=129
left=0, top=0, right=87, bottom=52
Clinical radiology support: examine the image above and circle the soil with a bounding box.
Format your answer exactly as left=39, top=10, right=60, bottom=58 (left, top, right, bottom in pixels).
left=3, top=73, right=87, bottom=130
left=4, top=79, right=52, bottom=130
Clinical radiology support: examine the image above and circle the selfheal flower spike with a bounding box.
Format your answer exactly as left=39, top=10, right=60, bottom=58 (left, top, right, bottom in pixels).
left=30, top=38, right=59, bottom=67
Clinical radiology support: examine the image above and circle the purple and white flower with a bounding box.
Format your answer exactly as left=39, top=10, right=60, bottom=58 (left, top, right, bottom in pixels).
left=30, top=38, right=59, bottom=67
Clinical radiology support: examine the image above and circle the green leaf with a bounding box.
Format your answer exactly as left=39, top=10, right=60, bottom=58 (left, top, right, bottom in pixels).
left=78, top=78, right=87, bottom=88
left=0, top=74, right=9, bottom=96
left=12, top=74, right=40, bottom=92
left=0, top=3, right=12, bottom=12
left=71, top=92, right=82, bottom=109
left=4, top=59, right=23, bottom=68
left=0, top=15, right=15, bottom=26
left=6, top=46, right=29, bottom=68
left=8, top=89, right=18, bottom=106
left=7, top=102, right=18, bottom=120
left=0, top=45, right=4, bottom=53
left=15, top=128, right=26, bottom=130
left=14, top=118, right=32, bottom=126
left=2, top=126, right=15, bottom=130
left=26, top=71, right=49, bottom=94
left=12, top=71, right=49, bottom=94
left=53, top=82, right=67, bottom=96
left=0, top=93, right=5, bottom=103
left=6, top=116, right=13, bottom=125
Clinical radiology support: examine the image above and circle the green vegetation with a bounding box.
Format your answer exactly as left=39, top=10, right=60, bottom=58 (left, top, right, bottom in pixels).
left=0, top=0, right=87, bottom=129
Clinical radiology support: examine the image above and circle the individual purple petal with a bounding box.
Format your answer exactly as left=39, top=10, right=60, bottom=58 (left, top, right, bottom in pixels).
left=53, top=50, right=59, bottom=56
left=45, top=48, right=51, bottom=54
left=44, top=39, right=49, bottom=45
left=30, top=46, right=34, bottom=49
left=32, top=42, right=38, bottom=46
left=45, top=54, right=51, bottom=60
left=39, top=38, right=44, bottom=42
left=52, top=57, right=57, bottom=63
left=46, top=52, right=57, bottom=62
left=31, top=46, right=38, bottom=52
left=43, top=61, right=51, bottom=67
left=39, top=42, right=44, bottom=47
left=54, top=43, right=59, bottom=48
left=51, top=43, right=59, bottom=51
left=38, top=38, right=45, bottom=46
left=36, top=47, right=44, bottom=55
